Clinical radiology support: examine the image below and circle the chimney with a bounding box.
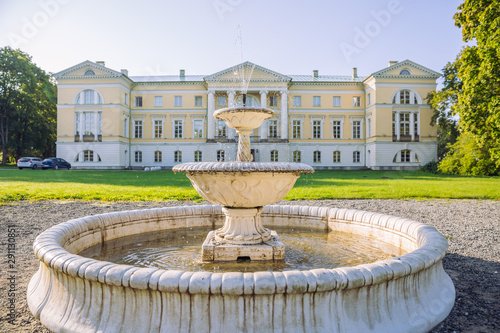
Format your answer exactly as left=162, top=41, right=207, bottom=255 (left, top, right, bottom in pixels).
left=121, top=69, right=128, bottom=76
left=313, top=70, right=318, bottom=78
left=352, top=67, right=358, bottom=78
left=96, top=61, right=105, bottom=66
left=388, top=61, right=398, bottom=67
left=180, top=69, right=185, bottom=78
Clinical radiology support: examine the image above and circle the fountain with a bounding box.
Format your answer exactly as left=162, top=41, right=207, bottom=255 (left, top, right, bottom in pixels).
left=27, top=95, right=455, bottom=332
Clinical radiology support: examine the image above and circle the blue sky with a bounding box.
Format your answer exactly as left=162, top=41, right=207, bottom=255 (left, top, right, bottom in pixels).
left=0, top=0, right=465, bottom=78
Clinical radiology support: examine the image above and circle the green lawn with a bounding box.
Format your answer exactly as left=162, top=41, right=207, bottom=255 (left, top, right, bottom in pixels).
left=0, top=169, right=498, bottom=202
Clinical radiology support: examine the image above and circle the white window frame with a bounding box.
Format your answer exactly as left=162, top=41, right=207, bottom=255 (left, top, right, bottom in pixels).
left=154, top=150, right=162, bottom=163
left=134, top=96, right=143, bottom=107
left=333, top=96, right=341, bottom=107
left=293, top=96, right=301, bottom=107
left=192, top=117, right=205, bottom=139
left=313, top=96, right=321, bottom=107
left=313, top=150, right=321, bottom=163
left=333, top=151, right=341, bottom=163
left=367, top=117, right=372, bottom=138
left=310, top=116, right=324, bottom=139
left=353, top=151, right=361, bottom=163
left=330, top=116, right=345, bottom=139
left=195, top=96, right=203, bottom=107
left=154, top=96, right=163, bottom=107
left=268, top=119, right=279, bottom=138
left=270, top=150, right=278, bottom=162
left=353, top=96, right=361, bottom=107
left=135, top=151, right=142, bottom=163
left=293, top=150, right=301, bottom=163
left=350, top=116, right=364, bottom=139
left=194, top=150, right=202, bottom=162
left=217, top=96, right=226, bottom=107
left=133, top=117, right=145, bottom=139
left=174, top=150, right=182, bottom=163
left=151, top=116, right=165, bottom=139
left=123, top=116, right=129, bottom=138
left=216, top=120, right=227, bottom=138
left=367, top=93, right=371, bottom=105
left=269, top=95, right=278, bottom=107
left=174, top=96, right=182, bottom=107
left=291, top=118, right=303, bottom=139
left=125, top=93, right=128, bottom=105
left=217, top=150, right=225, bottom=162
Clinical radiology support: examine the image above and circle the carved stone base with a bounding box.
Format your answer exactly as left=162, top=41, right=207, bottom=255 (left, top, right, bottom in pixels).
left=202, top=230, right=285, bottom=261
left=215, top=207, right=271, bottom=244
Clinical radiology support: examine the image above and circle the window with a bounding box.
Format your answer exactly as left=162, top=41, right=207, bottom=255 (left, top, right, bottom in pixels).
left=392, top=89, right=419, bottom=104
left=313, top=96, right=321, bottom=107
left=134, top=120, right=143, bottom=138
left=135, top=151, right=142, bottom=163
left=83, top=150, right=94, bottom=162
left=123, top=117, right=129, bottom=138
left=174, top=150, right=182, bottom=163
left=293, top=96, right=301, bottom=107
left=367, top=118, right=371, bottom=138
left=312, top=120, right=322, bottom=139
left=83, top=112, right=95, bottom=135
left=333, top=151, right=341, bottom=163
left=292, top=119, right=302, bottom=139
left=134, top=96, right=142, bottom=107
left=174, top=120, right=183, bottom=138
left=195, top=96, right=203, bottom=107
left=400, top=69, right=411, bottom=75
left=193, top=119, right=204, bottom=138
left=367, top=93, right=371, bottom=105
left=74, top=113, right=80, bottom=136
left=270, top=150, right=278, bottom=162
left=154, top=120, right=163, bottom=138
left=154, top=96, right=163, bottom=107
left=154, top=151, right=162, bottom=163
left=125, top=93, right=128, bottom=105
left=217, top=120, right=227, bottom=138
left=401, top=150, right=410, bottom=162
left=84, top=90, right=94, bottom=104
left=217, top=150, right=225, bottom=162
left=352, top=120, right=361, bottom=139
left=76, top=89, right=101, bottom=104
left=332, top=120, right=342, bottom=139
left=218, top=96, right=226, bottom=107
left=333, top=96, right=341, bottom=107
left=268, top=119, right=278, bottom=138
left=194, top=150, right=202, bottom=162
left=313, top=151, right=321, bottom=163
left=414, top=113, right=418, bottom=135
left=353, top=96, right=361, bottom=107
left=174, top=96, right=182, bottom=107
left=353, top=151, right=360, bottom=163
left=400, top=113, right=410, bottom=136
left=84, top=69, right=95, bottom=76
left=269, top=96, right=278, bottom=107
left=293, top=151, right=301, bottom=163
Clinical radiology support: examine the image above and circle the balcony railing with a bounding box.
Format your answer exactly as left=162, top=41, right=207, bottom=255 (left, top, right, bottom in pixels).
left=392, top=135, right=420, bottom=142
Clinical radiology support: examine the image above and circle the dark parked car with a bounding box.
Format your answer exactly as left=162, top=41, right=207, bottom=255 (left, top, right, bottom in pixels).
left=41, top=158, right=71, bottom=170
left=17, top=157, right=42, bottom=170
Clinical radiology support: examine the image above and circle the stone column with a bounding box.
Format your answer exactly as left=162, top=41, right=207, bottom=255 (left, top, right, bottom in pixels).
left=280, top=91, right=288, bottom=139
left=228, top=90, right=235, bottom=107
left=260, top=90, right=268, bottom=140
left=207, top=91, right=215, bottom=139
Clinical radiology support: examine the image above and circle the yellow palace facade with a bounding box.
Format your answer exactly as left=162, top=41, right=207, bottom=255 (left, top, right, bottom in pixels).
left=53, top=60, right=439, bottom=169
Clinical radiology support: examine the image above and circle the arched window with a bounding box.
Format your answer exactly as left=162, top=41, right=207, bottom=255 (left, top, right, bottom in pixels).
left=154, top=151, right=162, bottom=163
left=399, top=69, right=411, bottom=75
left=333, top=151, right=341, bottom=163
left=391, top=89, right=420, bottom=105
left=174, top=151, right=182, bottom=163
left=293, top=150, right=301, bottom=163
left=217, top=150, right=225, bottom=162
left=313, top=151, right=321, bottom=163
left=393, top=149, right=416, bottom=163
left=194, top=150, right=202, bottom=162
left=84, top=69, right=95, bottom=76
left=135, top=151, right=142, bottom=163
left=270, top=150, right=278, bottom=162
left=75, top=150, right=101, bottom=162
left=75, top=89, right=103, bottom=104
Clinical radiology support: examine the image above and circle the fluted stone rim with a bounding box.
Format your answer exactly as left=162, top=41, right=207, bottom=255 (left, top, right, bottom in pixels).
left=213, top=106, right=275, bottom=118
left=32, top=205, right=449, bottom=295
left=173, top=162, right=314, bottom=174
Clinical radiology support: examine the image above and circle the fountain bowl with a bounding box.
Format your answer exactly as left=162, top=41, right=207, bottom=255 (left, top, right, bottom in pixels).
left=173, top=162, right=314, bottom=207
left=28, top=204, right=455, bottom=333
left=214, top=107, right=274, bottom=132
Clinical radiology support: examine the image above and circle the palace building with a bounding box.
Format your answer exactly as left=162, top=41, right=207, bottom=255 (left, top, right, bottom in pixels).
left=53, top=60, right=439, bottom=169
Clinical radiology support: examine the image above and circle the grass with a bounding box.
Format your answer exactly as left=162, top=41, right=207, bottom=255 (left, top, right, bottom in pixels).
left=0, top=169, right=498, bottom=202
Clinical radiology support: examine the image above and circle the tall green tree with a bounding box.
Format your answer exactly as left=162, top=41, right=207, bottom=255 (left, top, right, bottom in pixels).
left=0, top=47, right=56, bottom=165
left=451, top=0, right=500, bottom=175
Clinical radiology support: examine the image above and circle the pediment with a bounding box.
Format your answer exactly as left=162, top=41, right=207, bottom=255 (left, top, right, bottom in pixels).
left=371, top=60, right=440, bottom=78
left=53, top=60, right=124, bottom=79
left=204, top=61, right=291, bottom=82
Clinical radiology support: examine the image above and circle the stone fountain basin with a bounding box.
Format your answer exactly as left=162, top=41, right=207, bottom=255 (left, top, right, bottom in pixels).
left=28, top=205, right=454, bottom=333
left=173, top=162, right=314, bottom=207
left=214, top=107, right=274, bottom=131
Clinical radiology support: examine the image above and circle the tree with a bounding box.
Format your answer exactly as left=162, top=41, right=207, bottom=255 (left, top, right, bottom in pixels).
left=451, top=0, right=500, bottom=175
left=0, top=47, right=56, bottom=165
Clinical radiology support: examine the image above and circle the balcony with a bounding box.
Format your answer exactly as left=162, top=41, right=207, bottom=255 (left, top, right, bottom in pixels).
left=75, top=135, right=102, bottom=142
left=392, top=135, right=420, bottom=142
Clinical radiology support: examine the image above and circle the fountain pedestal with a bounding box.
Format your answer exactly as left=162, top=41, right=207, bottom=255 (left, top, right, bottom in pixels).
left=201, top=207, right=285, bottom=261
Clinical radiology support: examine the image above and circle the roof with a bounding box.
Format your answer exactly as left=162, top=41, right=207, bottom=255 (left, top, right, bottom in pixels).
left=130, top=75, right=206, bottom=82
left=289, top=75, right=366, bottom=83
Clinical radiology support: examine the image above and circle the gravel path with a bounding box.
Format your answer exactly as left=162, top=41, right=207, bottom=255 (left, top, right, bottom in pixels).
left=0, top=200, right=498, bottom=333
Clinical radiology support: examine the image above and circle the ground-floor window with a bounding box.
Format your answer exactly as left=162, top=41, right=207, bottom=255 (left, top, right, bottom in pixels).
left=353, top=151, right=360, bottom=163
left=135, top=151, right=142, bottom=163
left=293, top=150, right=301, bottom=163
left=270, top=150, right=278, bottom=162
left=217, top=150, right=225, bottom=162
left=194, top=150, right=202, bottom=162
left=333, top=151, right=341, bottom=163
left=313, top=150, right=321, bottom=163
left=174, top=150, right=182, bottom=163
left=154, top=150, right=162, bottom=163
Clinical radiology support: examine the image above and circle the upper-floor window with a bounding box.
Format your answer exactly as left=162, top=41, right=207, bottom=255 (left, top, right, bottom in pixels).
left=352, top=120, right=361, bottom=139
left=84, top=69, right=95, bottom=76
left=174, top=96, right=182, bottom=107
left=134, top=120, right=143, bottom=138
left=333, top=151, right=341, bottom=163
left=174, top=150, right=182, bottom=163
left=195, top=96, right=203, bottom=107
left=312, top=120, right=322, bottom=139
left=293, top=150, right=301, bottom=163
left=217, top=120, right=227, bottom=138
left=194, top=150, right=202, bottom=162
left=293, top=96, right=301, bottom=107
left=392, top=89, right=419, bottom=104
left=268, top=119, right=278, bottom=138
left=313, top=150, right=321, bottom=163
left=123, top=117, right=129, bottom=138
left=292, top=119, right=302, bottom=139
left=353, top=96, right=361, bottom=107
left=76, top=89, right=102, bottom=104
left=367, top=118, right=372, bottom=138
left=174, top=120, right=183, bottom=138
left=217, top=150, right=225, bottom=162
left=367, top=93, right=371, bottom=105
left=134, top=96, right=142, bottom=107
left=154, top=96, right=163, bottom=107
left=218, top=96, right=226, bottom=107
left=269, top=96, right=278, bottom=107
left=270, top=150, right=278, bottom=162
left=353, top=151, right=361, bottom=163
left=332, top=120, right=342, bottom=139
left=333, top=96, right=341, bottom=107
left=75, top=111, right=102, bottom=137
left=125, top=93, right=129, bottom=105
left=193, top=119, right=204, bottom=138
left=313, top=96, right=321, bottom=107
left=154, top=120, right=163, bottom=138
